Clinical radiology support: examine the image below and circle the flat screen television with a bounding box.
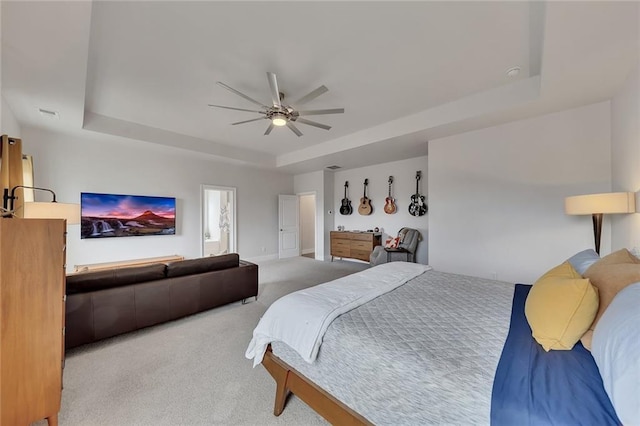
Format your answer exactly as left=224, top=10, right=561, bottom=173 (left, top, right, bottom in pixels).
left=80, top=192, right=176, bottom=239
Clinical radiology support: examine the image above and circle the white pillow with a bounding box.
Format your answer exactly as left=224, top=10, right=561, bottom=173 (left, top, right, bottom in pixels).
left=567, top=249, right=600, bottom=276
left=591, top=282, right=640, bottom=425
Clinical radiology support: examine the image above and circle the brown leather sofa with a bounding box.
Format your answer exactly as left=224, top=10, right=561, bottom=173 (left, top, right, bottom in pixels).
left=65, top=253, right=258, bottom=349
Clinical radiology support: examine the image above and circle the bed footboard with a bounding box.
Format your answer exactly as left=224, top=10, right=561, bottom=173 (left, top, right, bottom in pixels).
left=262, top=345, right=372, bottom=425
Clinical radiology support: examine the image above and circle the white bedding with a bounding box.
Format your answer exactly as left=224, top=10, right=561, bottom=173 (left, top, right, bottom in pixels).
left=245, top=262, right=431, bottom=367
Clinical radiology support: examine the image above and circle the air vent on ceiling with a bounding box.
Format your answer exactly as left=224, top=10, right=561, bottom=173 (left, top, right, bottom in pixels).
left=326, top=165, right=341, bottom=170
left=38, top=108, right=59, bottom=119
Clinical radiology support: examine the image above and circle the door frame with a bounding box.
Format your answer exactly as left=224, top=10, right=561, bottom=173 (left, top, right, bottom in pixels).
left=297, top=191, right=318, bottom=259
left=200, top=184, right=237, bottom=257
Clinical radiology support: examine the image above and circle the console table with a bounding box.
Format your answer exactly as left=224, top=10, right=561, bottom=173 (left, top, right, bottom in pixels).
left=330, top=231, right=381, bottom=262
left=73, top=254, right=184, bottom=273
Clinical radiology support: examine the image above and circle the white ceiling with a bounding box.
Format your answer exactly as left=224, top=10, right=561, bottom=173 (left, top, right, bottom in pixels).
left=2, top=1, right=638, bottom=174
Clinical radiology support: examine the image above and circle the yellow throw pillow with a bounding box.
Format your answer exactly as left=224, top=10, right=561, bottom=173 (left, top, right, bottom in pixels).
left=525, top=261, right=599, bottom=351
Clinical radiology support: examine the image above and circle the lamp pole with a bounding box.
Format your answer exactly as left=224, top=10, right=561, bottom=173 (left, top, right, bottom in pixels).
left=592, top=213, right=603, bottom=255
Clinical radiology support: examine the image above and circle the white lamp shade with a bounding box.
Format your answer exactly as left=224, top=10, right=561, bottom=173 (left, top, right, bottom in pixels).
left=565, top=192, right=636, bottom=215
left=23, top=202, right=81, bottom=224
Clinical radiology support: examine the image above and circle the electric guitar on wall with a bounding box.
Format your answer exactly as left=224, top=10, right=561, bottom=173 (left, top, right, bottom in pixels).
left=358, top=178, right=373, bottom=215
left=408, top=171, right=427, bottom=217
left=339, top=181, right=353, bottom=215
left=383, top=176, right=397, bottom=214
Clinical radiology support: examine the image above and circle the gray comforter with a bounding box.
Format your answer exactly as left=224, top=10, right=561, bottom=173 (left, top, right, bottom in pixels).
left=272, top=269, right=515, bottom=425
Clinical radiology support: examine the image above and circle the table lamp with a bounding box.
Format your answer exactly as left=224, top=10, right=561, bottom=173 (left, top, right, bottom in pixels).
left=2, top=185, right=80, bottom=224
left=564, top=192, right=636, bottom=254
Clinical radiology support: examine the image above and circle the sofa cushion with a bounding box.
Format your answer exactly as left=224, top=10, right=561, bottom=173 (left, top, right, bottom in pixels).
left=166, top=253, right=239, bottom=278
left=66, top=263, right=167, bottom=294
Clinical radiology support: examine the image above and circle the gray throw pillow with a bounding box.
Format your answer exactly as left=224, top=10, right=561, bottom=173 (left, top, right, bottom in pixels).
left=567, top=249, right=600, bottom=276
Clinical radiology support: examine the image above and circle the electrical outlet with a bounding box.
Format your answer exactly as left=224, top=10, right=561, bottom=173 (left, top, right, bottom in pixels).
left=261, top=246, right=266, bottom=253
left=491, top=272, right=498, bottom=280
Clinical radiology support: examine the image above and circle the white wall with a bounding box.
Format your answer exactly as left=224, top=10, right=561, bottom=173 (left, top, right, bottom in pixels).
left=333, top=156, right=429, bottom=264
left=1, top=96, right=21, bottom=137
left=1, top=3, right=20, bottom=137
left=611, top=59, right=640, bottom=250
left=21, top=126, right=292, bottom=269
left=429, top=102, right=611, bottom=284
left=299, top=194, right=315, bottom=254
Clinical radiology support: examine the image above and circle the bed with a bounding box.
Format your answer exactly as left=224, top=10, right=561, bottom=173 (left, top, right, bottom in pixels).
left=246, top=257, right=634, bottom=425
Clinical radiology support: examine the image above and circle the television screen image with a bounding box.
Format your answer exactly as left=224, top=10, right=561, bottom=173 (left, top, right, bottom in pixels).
left=81, top=192, right=176, bottom=239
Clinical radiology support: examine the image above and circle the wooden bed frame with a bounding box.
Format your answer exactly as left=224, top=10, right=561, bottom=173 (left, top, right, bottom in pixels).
left=262, top=345, right=373, bottom=425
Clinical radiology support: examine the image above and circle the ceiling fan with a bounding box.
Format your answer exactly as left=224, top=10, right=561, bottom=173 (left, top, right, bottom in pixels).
left=208, top=72, right=344, bottom=137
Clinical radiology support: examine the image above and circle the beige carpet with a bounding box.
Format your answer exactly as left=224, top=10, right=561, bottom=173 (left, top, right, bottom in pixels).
left=50, top=257, right=369, bottom=426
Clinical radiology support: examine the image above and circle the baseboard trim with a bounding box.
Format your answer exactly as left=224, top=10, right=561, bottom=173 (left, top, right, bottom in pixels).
left=301, top=248, right=314, bottom=255
left=245, top=253, right=279, bottom=263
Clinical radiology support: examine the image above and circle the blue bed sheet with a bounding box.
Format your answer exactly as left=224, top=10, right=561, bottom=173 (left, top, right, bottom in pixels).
left=490, top=284, right=620, bottom=426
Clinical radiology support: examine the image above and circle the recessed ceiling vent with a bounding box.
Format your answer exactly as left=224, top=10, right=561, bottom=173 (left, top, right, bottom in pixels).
left=38, top=108, right=59, bottom=119
left=326, top=165, right=341, bottom=170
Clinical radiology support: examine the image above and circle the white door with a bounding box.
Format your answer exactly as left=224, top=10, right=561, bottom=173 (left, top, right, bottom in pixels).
left=279, top=194, right=300, bottom=258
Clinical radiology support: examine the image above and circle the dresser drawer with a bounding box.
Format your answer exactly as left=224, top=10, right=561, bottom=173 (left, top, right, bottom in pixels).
left=331, top=247, right=350, bottom=257
left=351, top=241, right=371, bottom=250
left=351, top=233, right=372, bottom=242
left=330, top=231, right=352, bottom=240
left=350, top=249, right=371, bottom=261
left=332, top=239, right=350, bottom=249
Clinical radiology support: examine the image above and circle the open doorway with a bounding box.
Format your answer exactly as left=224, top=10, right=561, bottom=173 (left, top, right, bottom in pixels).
left=299, top=193, right=316, bottom=259
left=201, top=185, right=236, bottom=257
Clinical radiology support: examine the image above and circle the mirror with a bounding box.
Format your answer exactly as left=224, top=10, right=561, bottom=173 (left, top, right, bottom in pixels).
left=201, top=185, right=236, bottom=257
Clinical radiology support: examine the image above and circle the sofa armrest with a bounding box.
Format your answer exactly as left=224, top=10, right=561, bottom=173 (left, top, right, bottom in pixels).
left=198, top=261, right=258, bottom=310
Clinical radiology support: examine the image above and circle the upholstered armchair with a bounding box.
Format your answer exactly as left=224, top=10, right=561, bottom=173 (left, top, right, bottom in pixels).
left=370, top=227, right=421, bottom=266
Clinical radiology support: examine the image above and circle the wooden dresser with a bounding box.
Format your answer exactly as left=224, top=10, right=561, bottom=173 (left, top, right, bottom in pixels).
left=0, top=219, right=66, bottom=426
left=330, top=231, right=381, bottom=262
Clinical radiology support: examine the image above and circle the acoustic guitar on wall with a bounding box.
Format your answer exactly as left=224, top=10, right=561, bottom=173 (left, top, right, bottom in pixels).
left=339, top=181, right=353, bottom=215
left=383, top=176, right=397, bottom=214
left=358, top=178, right=373, bottom=215
left=408, top=171, right=427, bottom=217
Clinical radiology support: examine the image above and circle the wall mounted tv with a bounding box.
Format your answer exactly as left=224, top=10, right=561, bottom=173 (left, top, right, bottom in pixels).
left=80, top=192, right=176, bottom=239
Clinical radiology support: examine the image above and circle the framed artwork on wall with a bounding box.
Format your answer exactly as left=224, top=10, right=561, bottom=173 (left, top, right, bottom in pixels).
left=80, top=192, right=176, bottom=239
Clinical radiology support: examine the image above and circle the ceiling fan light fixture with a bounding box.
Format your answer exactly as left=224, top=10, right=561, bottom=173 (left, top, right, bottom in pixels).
left=272, top=114, right=287, bottom=126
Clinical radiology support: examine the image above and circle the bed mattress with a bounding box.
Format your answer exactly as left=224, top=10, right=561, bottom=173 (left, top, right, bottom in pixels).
left=272, top=270, right=515, bottom=425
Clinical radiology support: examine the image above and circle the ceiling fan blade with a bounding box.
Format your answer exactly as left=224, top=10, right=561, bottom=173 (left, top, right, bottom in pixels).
left=296, top=117, right=331, bottom=130
left=294, top=85, right=328, bottom=106
left=266, top=72, right=282, bottom=108
left=297, top=108, right=345, bottom=116
left=216, top=81, right=266, bottom=108
left=232, top=117, right=266, bottom=125
left=286, top=122, right=303, bottom=137
left=208, top=104, right=266, bottom=114
left=264, top=123, right=275, bottom=135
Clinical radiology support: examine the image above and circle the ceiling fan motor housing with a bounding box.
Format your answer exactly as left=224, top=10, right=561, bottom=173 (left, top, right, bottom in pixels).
left=265, top=106, right=298, bottom=122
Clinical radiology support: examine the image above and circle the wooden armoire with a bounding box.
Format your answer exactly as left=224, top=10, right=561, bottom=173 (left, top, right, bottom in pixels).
left=0, top=218, right=66, bottom=426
